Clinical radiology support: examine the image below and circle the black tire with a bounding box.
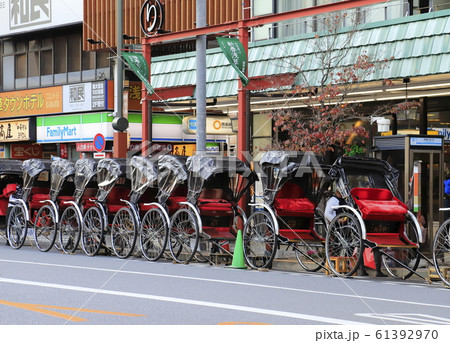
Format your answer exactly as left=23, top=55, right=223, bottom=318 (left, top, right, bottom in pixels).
left=81, top=206, right=104, bottom=257
left=432, top=218, right=450, bottom=287
left=295, top=242, right=326, bottom=272
left=325, top=212, right=364, bottom=277
left=168, top=208, right=199, bottom=263
left=140, top=207, right=168, bottom=261
left=381, top=217, right=420, bottom=280
left=6, top=204, right=28, bottom=250
left=34, top=205, right=57, bottom=252
left=111, top=207, right=138, bottom=259
left=243, top=210, right=278, bottom=270
left=296, top=209, right=327, bottom=272
left=59, top=206, right=82, bottom=254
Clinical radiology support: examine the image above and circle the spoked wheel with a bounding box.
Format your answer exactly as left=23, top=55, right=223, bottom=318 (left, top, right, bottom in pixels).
left=140, top=207, right=168, bottom=261
left=59, top=206, right=82, bottom=254
left=381, top=217, right=420, bottom=280
left=325, top=212, right=364, bottom=277
left=168, top=208, right=199, bottom=263
left=243, top=210, right=278, bottom=269
left=111, top=207, right=138, bottom=259
left=81, top=206, right=104, bottom=257
left=6, top=204, right=28, bottom=250
left=296, top=209, right=327, bottom=272
left=433, top=219, right=450, bottom=287
left=34, top=205, right=57, bottom=252
left=295, top=242, right=326, bottom=272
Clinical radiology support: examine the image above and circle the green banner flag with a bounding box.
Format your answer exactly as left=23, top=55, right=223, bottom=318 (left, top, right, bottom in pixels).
left=217, top=37, right=249, bottom=87
left=122, top=52, right=154, bottom=95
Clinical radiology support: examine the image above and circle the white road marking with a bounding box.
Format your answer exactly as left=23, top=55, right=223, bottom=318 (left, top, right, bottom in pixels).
left=0, top=258, right=447, bottom=310
left=356, top=313, right=450, bottom=325
left=0, top=277, right=364, bottom=325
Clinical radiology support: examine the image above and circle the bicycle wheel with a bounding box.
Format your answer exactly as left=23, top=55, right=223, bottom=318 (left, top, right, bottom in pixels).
left=243, top=210, right=278, bottom=270
left=325, top=212, right=364, bottom=277
left=296, top=209, right=327, bottom=272
left=6, top=204, right=28, bottom=250
left=111, top=207, right=138, bottom=259
left=140, top=207, right=168, bottom=261
left=168, top=208, right=199, bottom=263
left=34, top=205, right=57, bottom=252
left=433, top=219, right=450, bottom=287
left=59, top=206, right=82, bottom=254
left=81, top=206, right=104, bottom=257
left=381, top=217, right=420, bottom=280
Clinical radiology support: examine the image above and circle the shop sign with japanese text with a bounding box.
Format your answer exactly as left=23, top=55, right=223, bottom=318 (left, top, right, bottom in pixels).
left=1, top=0, right=83, bottom=37
left=10, top=143, right=43, bottom=159
left=62, top=81, right=106, bottom=113
left=0, top=118, right=34, bottom=142
left=0, top=86, right=62, bottom=117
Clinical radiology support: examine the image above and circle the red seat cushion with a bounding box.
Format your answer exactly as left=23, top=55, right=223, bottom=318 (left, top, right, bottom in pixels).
left=0, top=198, right=8, bottom=215
left=107, top=204, right=123, bottom=214
left=274, top=198, right=315, bottom=216
left=167, top=196, right=186, bottom=213
left=351, top=188, right=407, bottom=221
left=2, top=183, right=18, bottom=198
left=198, top=199, right=233, bottom=216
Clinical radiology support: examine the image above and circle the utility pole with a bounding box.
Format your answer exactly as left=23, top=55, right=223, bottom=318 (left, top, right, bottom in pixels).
left=112, top=0, right=129, bottom=158
left=196, top=0, right=207, bottom=153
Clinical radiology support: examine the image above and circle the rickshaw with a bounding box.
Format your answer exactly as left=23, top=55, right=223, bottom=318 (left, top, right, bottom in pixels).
left=325, top=156, right=430, bottom=279
left=111, top=155, right=169, bottom=260
left=243, top=151, right=330, bottom=271
left=157, top=154, right=189, bottom=260
left=6, top=158, right=52, bottom=250
left=32, top=157, right=76, bottom=252
left=0, top=160, right=23, bottom=240
left=433, top=211, right=450, bottom=287
left=58, top=158, right=98, bottom=254
left=81, top=158, right=129, bottom=257
left=169, top=154, right=257, bottom=264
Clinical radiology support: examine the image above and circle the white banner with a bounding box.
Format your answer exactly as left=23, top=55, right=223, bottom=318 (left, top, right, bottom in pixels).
left=0, top=0, right=83, bottom=37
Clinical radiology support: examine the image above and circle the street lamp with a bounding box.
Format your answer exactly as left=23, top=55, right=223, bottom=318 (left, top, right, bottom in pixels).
left=87, top=38, right=104, bottom=45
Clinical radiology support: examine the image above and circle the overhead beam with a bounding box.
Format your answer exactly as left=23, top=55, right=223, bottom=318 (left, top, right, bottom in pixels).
left=143, top=0, right=389, bottom=45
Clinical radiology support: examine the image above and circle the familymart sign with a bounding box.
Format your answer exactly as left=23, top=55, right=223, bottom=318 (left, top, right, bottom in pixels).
left=36, top=113, right=114, bottom=143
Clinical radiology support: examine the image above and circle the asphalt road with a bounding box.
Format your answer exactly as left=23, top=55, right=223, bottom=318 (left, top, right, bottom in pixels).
left=0, top=237, right=449, bottom=341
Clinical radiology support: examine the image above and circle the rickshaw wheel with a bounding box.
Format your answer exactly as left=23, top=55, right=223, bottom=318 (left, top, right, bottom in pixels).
left=34, top=205, right=57, bottom=252
left=296, top=209, right=327, bottom=272
left=111, top=207, right=138, bottom=259
left=325, top=212, right=364, bottom=277
left=6, top=204, right=28, bottom=250
left=243, top=210, right=278, bottom=270
left=59, top=206, right=82, bottom=254
left=381, top=217, right=420, bottom=280
left=140, top=207, right=168, bottom=261
left=433, top=218, right=450, bottom=287
left=81, top=206, right=104, bottom=257
left=168, top=208, right=199, bottom=264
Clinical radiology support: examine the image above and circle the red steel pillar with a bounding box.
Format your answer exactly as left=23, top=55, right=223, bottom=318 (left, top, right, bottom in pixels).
left=142, top=42, right=152, bottom=156
left=237, top=24, right=249, bottom=163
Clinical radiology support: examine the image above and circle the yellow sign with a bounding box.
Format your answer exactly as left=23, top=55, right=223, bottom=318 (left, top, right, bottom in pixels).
left=0, top=118, right=32, bottom=142
left=0, top=86, right=63, bottom=117
left=172, top=144, right=196, bottom=156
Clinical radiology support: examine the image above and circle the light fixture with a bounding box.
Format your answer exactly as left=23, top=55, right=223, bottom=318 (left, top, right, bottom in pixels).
left=123, top=34, right=137, bottom=40
left=87, top=38, right=104, bottom=45
left=230, top=117, right=238, bottom=133
left=397, top=78, right=419, bottom=121
left=371, top=116, right=390, bottom=133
